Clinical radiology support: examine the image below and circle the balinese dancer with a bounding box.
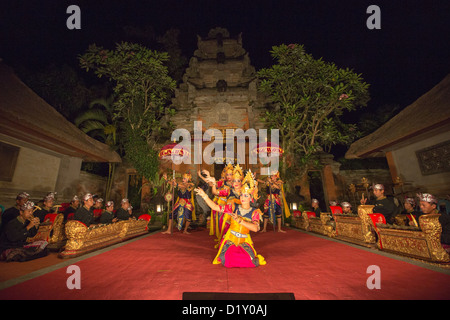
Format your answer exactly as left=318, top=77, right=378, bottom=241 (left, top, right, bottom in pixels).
left=258, top=171, right=290, bottom=233
left=198, top=163, right=233, bottom=238
left=195, top=170, right=266, bottom=268
left=162, top=172, right=196, bottom=234
left=206, top=164, right=245, bottom=240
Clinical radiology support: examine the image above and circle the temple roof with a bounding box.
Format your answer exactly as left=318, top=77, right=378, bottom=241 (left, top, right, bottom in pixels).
left=346, top=73, right=450, bottom=159
left=0, top=62, right=121, bottom=163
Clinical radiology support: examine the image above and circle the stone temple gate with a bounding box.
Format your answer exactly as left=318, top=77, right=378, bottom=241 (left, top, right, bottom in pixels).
left=168, top=27, right=268, bottom=178
left=153, top=27, right=349, bottom=212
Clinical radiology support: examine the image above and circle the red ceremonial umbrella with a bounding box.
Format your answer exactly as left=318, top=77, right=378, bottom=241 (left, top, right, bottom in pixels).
left=252, top=141, right=284, bottom=157
left=252, top=142, right=284, bottom=175
left=159, top=142, right=190, bottom=234
left=158, top=142, right=190, bottom=160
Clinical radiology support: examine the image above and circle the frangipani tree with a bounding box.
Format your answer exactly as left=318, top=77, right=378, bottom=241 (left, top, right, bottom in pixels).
left=79, top=42, right=176, bottom=181
left=257, top=44, right=370, bottom=189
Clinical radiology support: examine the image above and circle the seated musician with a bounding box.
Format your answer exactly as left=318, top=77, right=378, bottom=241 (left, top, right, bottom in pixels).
left=1, top=192, right=30, bottom=235
left=64, top=195, right=80, bottom=221
left=341, top=202, right=353, bottom=215
left=73, top=193, right=95, bottom=227
left=418, top=193, right=450, bottom=245
left=116, top=199, right=133, bottom=221
left=94, top=198, right=104, bottom=210
left=328, top=200, right=340, bottom=220
left=35, top=193, right=56, bottom=223
left=0, top=201, right=48, bottom=262
left=361, top=184, right=400, bottom=224
left=93, top=197, right=105, bottom=222
left=402, top=197, right=422, bottom=226
left=100, top=201, right=118, bottom=224
left=311, top=198, right=321, bottom=217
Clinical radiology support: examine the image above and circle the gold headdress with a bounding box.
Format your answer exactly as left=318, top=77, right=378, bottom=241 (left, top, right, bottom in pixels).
left=221, top=162, right=234, bottom=179
left=242, top=169, right=259, bottom=200
left=271, top=170, right=280, bottom=179
left=232, top=164, right=244, bottom=180
left=182, top=172, right=192, bottom=181
left=223, top=163, right=234, bottom=173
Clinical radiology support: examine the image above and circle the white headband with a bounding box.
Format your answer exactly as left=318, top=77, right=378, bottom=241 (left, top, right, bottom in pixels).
left=417, top=193, right=437, bottom=204
left=83, top=193, right=93, bottom=201
left=20, top=201, right=35, bottom=211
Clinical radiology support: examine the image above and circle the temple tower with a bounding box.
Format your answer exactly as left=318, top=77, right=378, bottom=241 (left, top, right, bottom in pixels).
left=170, top=27, right=268, bottom=178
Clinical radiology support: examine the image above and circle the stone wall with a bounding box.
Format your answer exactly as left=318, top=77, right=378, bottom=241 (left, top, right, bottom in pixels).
left=171, top=27, right=266, bottom=134
left=391, top=130, right=450, bottom=196
left=0, top=137, right=82, bottom=207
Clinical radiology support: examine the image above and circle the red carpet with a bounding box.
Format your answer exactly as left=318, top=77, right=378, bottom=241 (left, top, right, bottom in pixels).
left=1, top=228, right=450, bottom=300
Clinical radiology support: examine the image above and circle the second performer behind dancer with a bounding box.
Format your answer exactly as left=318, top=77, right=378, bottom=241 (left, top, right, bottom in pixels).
left=162, top=172, right=196, bottom=234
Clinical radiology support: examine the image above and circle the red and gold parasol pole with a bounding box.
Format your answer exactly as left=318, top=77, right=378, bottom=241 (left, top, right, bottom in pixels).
left=252, top=141, right=284, bottom=231
left=159, top=141, right=190, bottom=235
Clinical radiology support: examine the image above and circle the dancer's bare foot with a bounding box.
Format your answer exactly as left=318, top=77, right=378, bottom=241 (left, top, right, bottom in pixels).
left=260, top=229, right=267, bottom=233
left=164, top=220, right=175, bottom=235
left=278, top=229, right=286, bottom=233
left=183, top=230, right=191, bottom=234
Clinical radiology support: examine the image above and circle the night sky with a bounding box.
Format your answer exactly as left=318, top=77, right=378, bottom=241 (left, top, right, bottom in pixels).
left=1, top=0, right=449, bottom=117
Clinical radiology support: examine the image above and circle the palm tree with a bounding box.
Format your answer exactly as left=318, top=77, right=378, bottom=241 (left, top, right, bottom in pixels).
left=75, top=95, right=119, bottom=199
left=75, top=95, right=117, bottom=145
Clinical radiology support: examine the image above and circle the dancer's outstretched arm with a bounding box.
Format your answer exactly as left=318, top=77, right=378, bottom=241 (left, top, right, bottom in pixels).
left=205, top=177, right=222, bottom=196
left=195, top=188, right=221, bottom=212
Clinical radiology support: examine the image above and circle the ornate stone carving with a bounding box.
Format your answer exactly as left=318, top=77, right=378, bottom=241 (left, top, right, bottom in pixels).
left=216, top=79, right=227, bottom=92
left=171, top=28, right=267, bottom=133
left=416, top=140, right=450, bottom=175
left=208, top=27, right=230, bottom=39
